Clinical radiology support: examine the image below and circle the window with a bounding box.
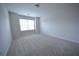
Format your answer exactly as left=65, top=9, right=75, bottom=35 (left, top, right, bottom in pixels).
left=19, top=19, right=35, bottom=31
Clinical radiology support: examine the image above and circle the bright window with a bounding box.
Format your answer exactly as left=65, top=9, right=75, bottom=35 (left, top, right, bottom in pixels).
left=19, top=19, right=35, bottom=31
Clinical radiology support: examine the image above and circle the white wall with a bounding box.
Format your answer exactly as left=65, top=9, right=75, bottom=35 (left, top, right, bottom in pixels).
left=40, top=4, right=79, bottom=43
left=0, top=4, right=12, bottom=55
left=9, top=12, right=40, bottom=40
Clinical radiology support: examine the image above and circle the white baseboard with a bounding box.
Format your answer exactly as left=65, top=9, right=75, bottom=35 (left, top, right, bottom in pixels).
left=42, top=33, right=79, bottom=44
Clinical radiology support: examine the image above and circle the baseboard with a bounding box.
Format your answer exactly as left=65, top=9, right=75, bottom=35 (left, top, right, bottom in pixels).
left=52, top=35, right=79, bottom=44
left=5, top=39, right=13, bottom=56
left=42, top=33, right=79, bottom=44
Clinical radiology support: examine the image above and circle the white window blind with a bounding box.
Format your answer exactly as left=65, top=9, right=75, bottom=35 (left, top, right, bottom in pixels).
left=19, top=19, right=35, bottom=31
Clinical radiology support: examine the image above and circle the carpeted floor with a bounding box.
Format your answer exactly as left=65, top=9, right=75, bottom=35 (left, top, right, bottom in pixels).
left=7, top=34, right=79, bottom=56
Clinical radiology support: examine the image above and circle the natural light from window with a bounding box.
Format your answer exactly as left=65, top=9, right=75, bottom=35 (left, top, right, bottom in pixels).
left=19, top=19, right=35, bottom=31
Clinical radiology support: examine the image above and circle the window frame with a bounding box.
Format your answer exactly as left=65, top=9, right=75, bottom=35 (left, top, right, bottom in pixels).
left=19, top=18, right=36, bottom=31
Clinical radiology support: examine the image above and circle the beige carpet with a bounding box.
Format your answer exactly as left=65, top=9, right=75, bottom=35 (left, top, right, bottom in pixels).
left=7, top=34, right=79, bottom=56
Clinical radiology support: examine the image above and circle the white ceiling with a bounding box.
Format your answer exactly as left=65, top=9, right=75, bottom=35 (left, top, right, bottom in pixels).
left=4, top=3, right=79, bottom=17
left=3, top=3, right=60, bottom=17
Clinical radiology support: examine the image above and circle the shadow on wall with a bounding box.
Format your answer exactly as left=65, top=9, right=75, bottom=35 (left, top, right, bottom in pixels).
left=0, top=4, right=12, bottom=55
left=40, top=4, right=79, bottom=43
left=9, top=12, right=40, bottom=40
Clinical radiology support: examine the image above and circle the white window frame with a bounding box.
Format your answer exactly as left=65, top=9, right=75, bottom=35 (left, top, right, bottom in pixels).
left=19, top=19, right=36, bottom=31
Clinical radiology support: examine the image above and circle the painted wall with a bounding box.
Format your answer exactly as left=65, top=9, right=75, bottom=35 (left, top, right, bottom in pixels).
left=40, top=4, right=79, bottom=43
left=9, top=12, right=40, bottom=40
left=0, top=4, right=12, bottom=55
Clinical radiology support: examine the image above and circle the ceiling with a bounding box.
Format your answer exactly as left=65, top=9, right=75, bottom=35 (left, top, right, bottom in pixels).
left=4, top=3, right=49, bottom=17
left=3, top=3, right=61, bottom=17
left=4, top=3, right=79, bottom=17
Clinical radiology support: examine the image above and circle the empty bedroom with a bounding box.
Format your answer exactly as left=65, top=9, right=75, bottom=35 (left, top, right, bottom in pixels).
left=0, top=3, right=79, bottom=56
